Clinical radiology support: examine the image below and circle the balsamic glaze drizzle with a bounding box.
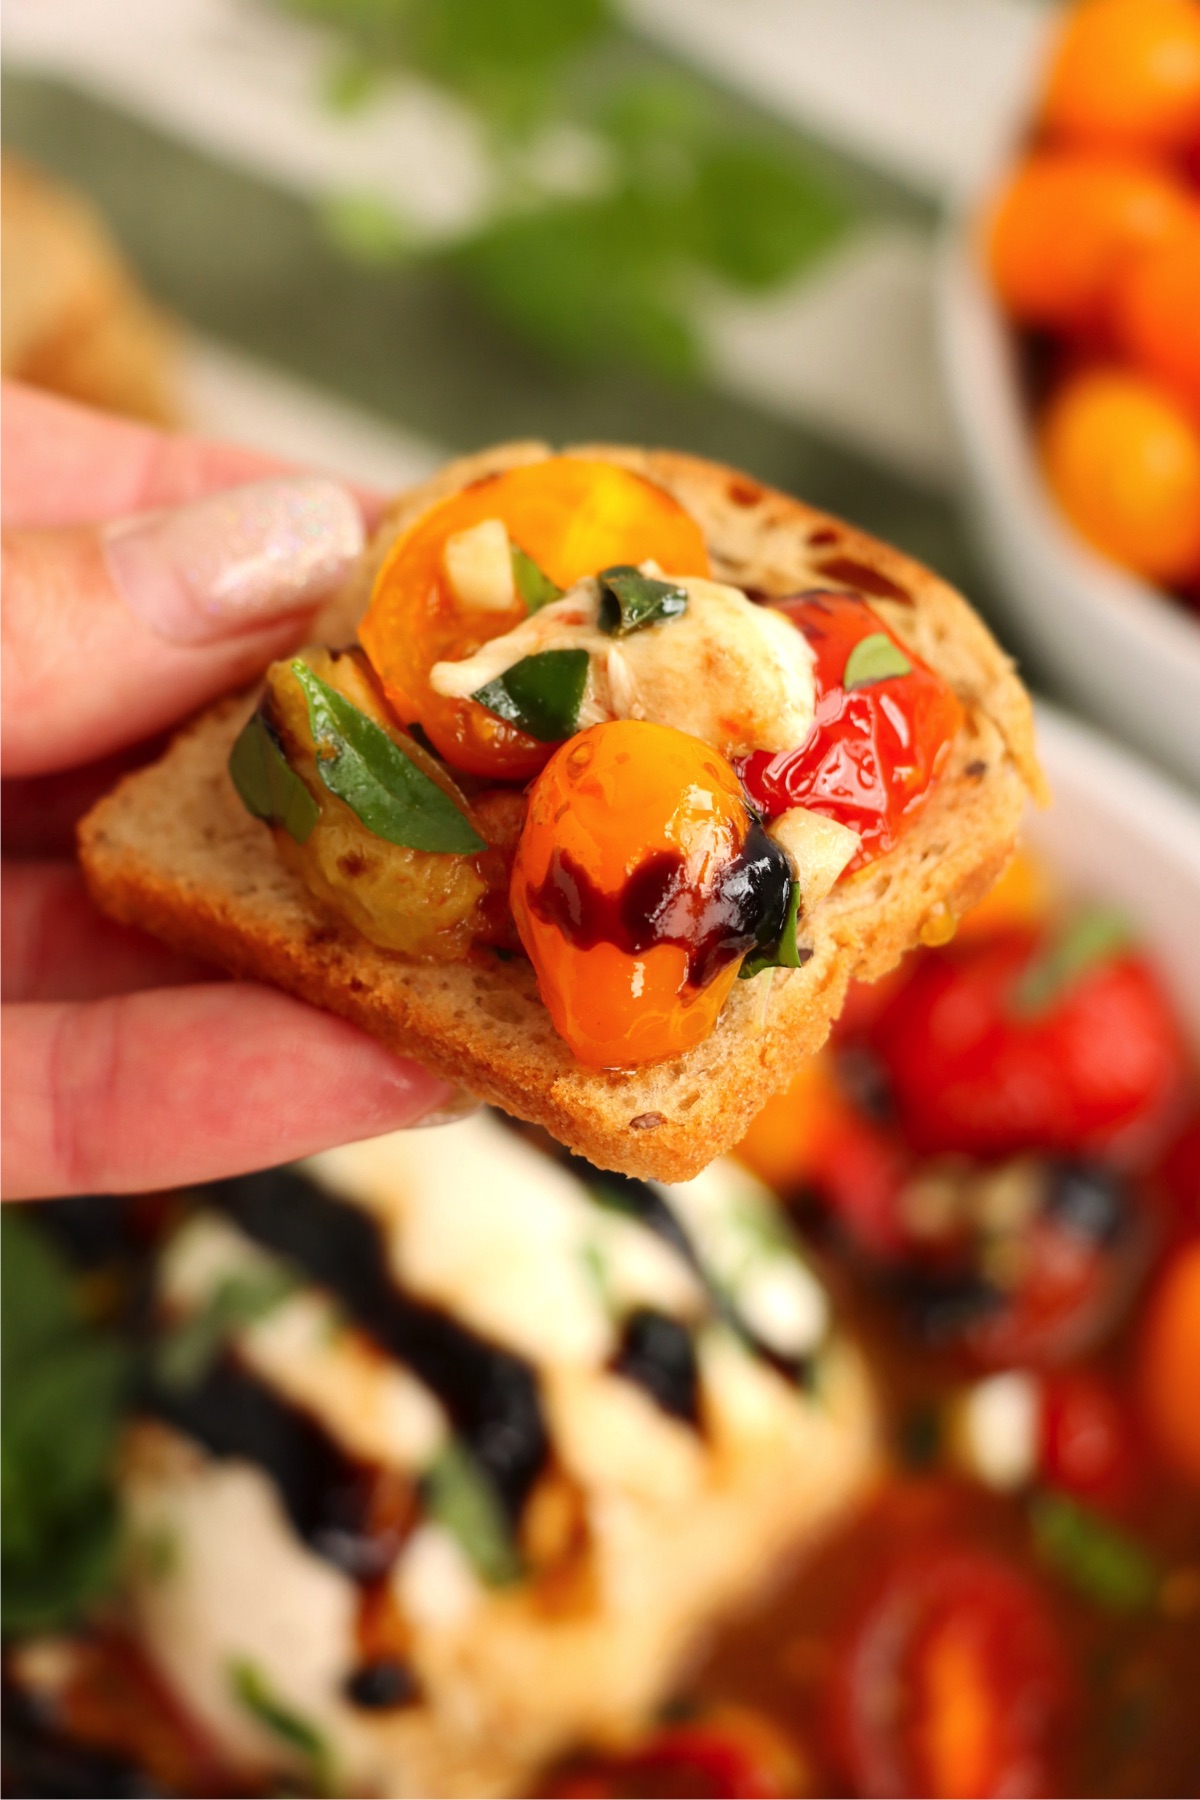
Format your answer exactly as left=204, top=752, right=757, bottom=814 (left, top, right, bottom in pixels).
left=611, top=1309, right=700, bottom=1425
left=206, top=1168, right=549, bottom=1518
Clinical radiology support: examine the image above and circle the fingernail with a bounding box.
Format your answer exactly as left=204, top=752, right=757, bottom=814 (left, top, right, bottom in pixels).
left=412, top=1090, right=483, bottom=1128
left=103, top=477, right=364, bottom=644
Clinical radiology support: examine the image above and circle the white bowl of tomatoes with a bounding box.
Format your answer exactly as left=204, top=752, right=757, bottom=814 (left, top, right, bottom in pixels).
left=937, top=0, right=1200, bottom=791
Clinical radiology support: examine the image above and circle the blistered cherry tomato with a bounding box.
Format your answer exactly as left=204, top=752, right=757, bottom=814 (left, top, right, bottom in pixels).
left=511, top=721, right=790, bottom=1068
left=988, top=150, right=1195, bottom=335
left=1139, top=1237, right=1200, bottom=1484
left=737, top=592, right=962, bottom=869
left=1040, top=1370, right=1140, bottom=1509
left=546, top=1708, right=803, bottom=1800
left=359, top=458, right=709, bottom=780
left=1040, top=0, right=1200, bottom=156
left=869, top=928, right=1187, bottom=1159
left=829, top=1545, right=1073, bottom=1799
left=1039, top=368, right=1200, bottom=586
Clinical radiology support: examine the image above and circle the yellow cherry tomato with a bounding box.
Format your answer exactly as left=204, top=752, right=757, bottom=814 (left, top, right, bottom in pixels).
left=1115, top=213, right=1200, bottom=418
left=1139, top=1240, right=1200, bottom=1485
left=359, top=458, right=710, bottom=781
left=1041, top=0, right=1200, bottom=156
left=510, top=721, right=779, bottom=1069
left=988, top=150, right=1194, bottom=333
left=1039, top=367, right=1200, bottom=583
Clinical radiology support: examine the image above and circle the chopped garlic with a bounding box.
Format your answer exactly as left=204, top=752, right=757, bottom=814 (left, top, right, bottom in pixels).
left=953, top=1372, right=1040, bottom=1492
left=443, top=518, right=516, bottom=612
left=768, top=807, right=860, bottom=909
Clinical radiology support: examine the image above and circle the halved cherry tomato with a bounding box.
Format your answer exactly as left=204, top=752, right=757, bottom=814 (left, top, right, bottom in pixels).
left=359, top=458, right=709, bottom=780
left=1040, top=0, right=1200, bottom=156
left=511, top=721, right=787, bottom=1068
left=868, top=928, right=1188, bottom=1160
left=988, top=150, right=1195, bottom=335
left=1138, top=1237, right=1200, bottom=1484
left=828, top=1545, right=1073, bottom=1799
left=737, top=592, right=963, bottom=869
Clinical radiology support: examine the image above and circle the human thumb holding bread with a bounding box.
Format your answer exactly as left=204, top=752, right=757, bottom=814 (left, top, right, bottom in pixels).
left=2, top=383, right=465, bottom=1201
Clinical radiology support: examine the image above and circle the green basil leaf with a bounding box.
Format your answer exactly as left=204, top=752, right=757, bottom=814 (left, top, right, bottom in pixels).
left=422, top=1442, right=522, bottom=1587
left=228, top=708, right=320, bottom=844
left=1012, top=908, right=1133, bottom=1017
left=843, top=631, right=912, bottom=690
left=230, top=1659, right=335, bottom=1794
left=473, top=648, right=589, bottom=742
left=1, top=1494, right=122, bottom=1636
left=512, top=544, right=562, bottom=613
left=155, top=1267, right=300, bottom=1393
left=739, top=880, right=807, bottom=979
left=598, top=564, right=688, bottom=636
left=1030, top=1492, right=1158, bottom=1613
left=292, top=662, right=484, bottom=853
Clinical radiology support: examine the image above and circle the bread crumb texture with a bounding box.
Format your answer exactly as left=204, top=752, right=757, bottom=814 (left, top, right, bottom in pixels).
left=80, top=444, right=1044, bottom=1179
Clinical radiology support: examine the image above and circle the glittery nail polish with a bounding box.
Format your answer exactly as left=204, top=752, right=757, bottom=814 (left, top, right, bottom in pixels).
left=103, top=477, right=365, bottom=644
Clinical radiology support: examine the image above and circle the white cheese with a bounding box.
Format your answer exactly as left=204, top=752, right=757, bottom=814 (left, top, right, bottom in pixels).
left=394, top=1522, right=482, bottom=1631
left=545, top=1366, right=706, bottom=1505
left=954, top=1372, right=1040, bottom=1492
left=660, top=1159, right=830, bottom=1361
left=768, top=807, right=861, bottom=909
left=429, top=570, right=815, bottom=758
left=442, top=517, right=516, bottom=612
left=159, top=1214, right=446, bottom=1470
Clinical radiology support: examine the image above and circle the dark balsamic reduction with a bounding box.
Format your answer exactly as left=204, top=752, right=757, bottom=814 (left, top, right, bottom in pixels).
left=150, top=1358, right=409, bottom=1585
left=207, top=1169, right=548, bottom=1517
left=526, top=819, right=792, bottom=989
left=812, top=555, right=912, bottom=603
left=611, top=1309, right=700, bottom=1425
left=1043, top=1160, right=1129, bottom=1246
left=344, top=1660, right=420, bottom=1712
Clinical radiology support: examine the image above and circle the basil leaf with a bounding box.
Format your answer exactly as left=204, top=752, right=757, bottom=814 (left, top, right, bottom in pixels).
left=1030, top=1492, right=1158, bottom=1613
left=229, top=708, right=320, bottom=844
left=473, top=648, right=589, bottom=742
left=843, top=631, right=912, bottom=690
left=155, top=1267, right=300, bottom=1393
left=739, top=880, right=807, bottom=978
left=230, top=1659, right=335, bottom=1794
left=1013, top=908, right=1132, bottom=1017
left=598, top=564, right=689, bottom=636
left=422, top=1442, right=522, bottom=1587
left=292, top=662, right=484, bottom=853
left=512, top=544, right=562, bottom=613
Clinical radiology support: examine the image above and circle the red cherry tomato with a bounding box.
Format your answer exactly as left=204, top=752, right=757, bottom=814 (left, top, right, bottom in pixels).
left=738, top=592, right=963, bottom=870
left=1039, top=1371, right=1140, bottom=1510
left=868, top=928, right=1187, bottom=1160
left=545, top=1709, right=802, bottom=1800
left=828, top=1545, right=1073, bottom=1799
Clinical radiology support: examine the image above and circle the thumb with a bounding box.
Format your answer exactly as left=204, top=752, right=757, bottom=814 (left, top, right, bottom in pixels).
left=2, top=478, right=364, bottom=778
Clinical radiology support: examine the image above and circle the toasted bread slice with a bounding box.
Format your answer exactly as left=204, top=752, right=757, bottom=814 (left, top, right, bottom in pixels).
left=80, top=444, right=1045, bottom=1181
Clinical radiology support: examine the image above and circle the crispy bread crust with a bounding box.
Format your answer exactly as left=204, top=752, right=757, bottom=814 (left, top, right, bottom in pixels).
left=80, top=444, right=1043, bottom=1180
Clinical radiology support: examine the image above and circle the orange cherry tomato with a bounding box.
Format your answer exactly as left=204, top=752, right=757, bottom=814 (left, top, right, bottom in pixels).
left=511, top=721, right=790, bottom=1069
left=987, top=150, right=1194, bottom=334
left=1114, top=213, right=1200, bottom=417
left=359, top=458, right=709, bottom=780
left=1039, top=366, right=1200, bottom=583
left=1139, top=1238, right=1200, bottom=1484
left=1041, top=0, right=1200, bottom=156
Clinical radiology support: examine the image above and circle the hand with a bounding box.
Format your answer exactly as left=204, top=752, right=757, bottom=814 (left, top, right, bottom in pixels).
left=2, top=383, right=459, bottom=1201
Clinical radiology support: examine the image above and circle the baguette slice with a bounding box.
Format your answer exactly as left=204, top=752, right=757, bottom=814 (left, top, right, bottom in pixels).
left=80, top=443, right=1046, bottom=1181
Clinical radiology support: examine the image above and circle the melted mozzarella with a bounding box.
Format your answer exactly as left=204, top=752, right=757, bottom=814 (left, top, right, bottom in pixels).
left=955, top=1372, right=1040, bottom=1492
left=429, top=571, right=815, bottom=757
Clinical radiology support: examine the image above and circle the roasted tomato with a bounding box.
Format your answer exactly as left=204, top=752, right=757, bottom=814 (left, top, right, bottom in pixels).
left=359, top=458, right=710, bottom=781
left=868, top=923, right=1188, bottom=1160
left=1039, top=1370, right=1141, bottom=1510
left=828, top=1544, right=1073, bottom=1799
left=738, top=591, right=962, bottom=869
left=547, top=1708, right=805, bottom=1800
left=511, top=720, right=792, bottom=1068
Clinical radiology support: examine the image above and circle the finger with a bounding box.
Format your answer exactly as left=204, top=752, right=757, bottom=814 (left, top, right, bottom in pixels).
left=3, top=476, right=364, bottom=777
left=2, top=382, right=292, bottom=529
left=2, top=741, right=167, bottom=857
left=2, top=862, right=210, bottom=1002
left=2, top=383, right=387, bottom=530
left=2, top=985, right=457, bottom=1200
